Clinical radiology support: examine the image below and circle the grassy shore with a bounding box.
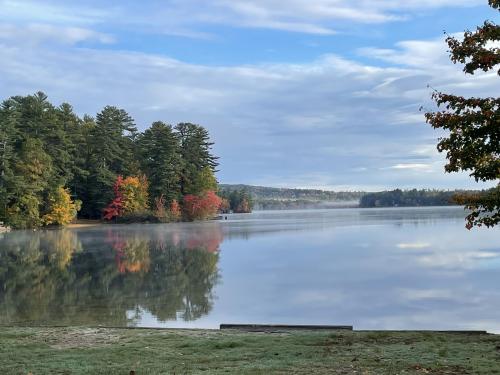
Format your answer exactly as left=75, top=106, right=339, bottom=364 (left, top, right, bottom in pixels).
left=1, top=327, right=499, bottom=374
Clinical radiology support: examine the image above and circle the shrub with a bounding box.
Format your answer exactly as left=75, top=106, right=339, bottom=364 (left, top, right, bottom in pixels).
left=115, top=210, right=160, bottom=224
left=183, top=191, right=222, bottom=221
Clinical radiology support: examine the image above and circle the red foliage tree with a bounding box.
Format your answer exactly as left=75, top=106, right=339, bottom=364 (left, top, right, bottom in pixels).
left=103, top=175, right=150, bottom=220
left=183, top=191, right=222, bottom=221
left=103, top=176, right=125, bottom=220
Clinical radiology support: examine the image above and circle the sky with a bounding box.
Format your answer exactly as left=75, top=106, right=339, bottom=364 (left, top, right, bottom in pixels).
left=0, top=0, right=498, bottom=191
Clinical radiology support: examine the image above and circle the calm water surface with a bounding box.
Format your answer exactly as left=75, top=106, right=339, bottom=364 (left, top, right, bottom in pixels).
left=1, top=207, right=499, bottom=332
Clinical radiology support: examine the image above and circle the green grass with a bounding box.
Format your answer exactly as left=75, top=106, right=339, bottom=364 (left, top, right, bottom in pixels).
left=0, top=327, right=499, bottom=374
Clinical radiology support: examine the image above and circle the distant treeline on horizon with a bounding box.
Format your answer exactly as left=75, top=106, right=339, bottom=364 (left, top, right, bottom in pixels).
left=219, top=184, right=486, bottom=210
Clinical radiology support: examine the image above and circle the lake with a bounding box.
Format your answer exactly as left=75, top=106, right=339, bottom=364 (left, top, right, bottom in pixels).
left=1, top=206, right=499, bottom=332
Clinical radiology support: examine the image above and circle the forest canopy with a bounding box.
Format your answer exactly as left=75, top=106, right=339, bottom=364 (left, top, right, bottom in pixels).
left=360, top=189, right=459, bottom=208
left=0, top=92, right=220, bottom=228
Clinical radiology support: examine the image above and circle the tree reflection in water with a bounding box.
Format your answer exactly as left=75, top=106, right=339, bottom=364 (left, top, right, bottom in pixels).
left=0, top=224, right=222, bottom=326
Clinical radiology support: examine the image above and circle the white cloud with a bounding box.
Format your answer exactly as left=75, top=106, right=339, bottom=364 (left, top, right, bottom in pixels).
left=397, top=242, right=431, bottom=249
left=411, top=145, right=439, bottom=158
left=0, top=0, right=486, bottom=36
left=398, top=288, right=455, bottom=301
left=168, top=0, right=484, bottom=33
left=387, top=163, right=434, bottom=171
left=0, top=0, right=109, bottom=25
left=0, top=28, right=497, bottom=188
left=0, top=23, right=115, bottom=45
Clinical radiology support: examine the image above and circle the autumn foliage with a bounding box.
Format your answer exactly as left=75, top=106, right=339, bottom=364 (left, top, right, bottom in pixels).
left=104, top=175, right=150, bottom=220
left=183, top=191, right=222, bottom=221
left=103, top=179, right=125, bottom=220
left=105, top=176, right=223, bottom=222
left=169, top=199, right=182, bottom=221
left=154, top=194, right=167, bottom=220
left=153, top=195, right=182, bottom=222
left=425, top=0, right=499, bottom=228
left=42, top=187, right=82, bottom=226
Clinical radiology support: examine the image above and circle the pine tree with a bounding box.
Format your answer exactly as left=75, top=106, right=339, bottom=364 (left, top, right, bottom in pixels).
left=56, top=103, right=85, bottom=193
left=7, top=138, right=53, bottom=228
left=85, top=106, right=137, bottom=217
left=10, top=93, right=73, bottom=187
left=0, top=99, right=21, bottom=221
left=69, top=115, right=95, bottom=218
left=175, top=123, right=218, bottom=195
left=138, top=121, right=182, bottom=205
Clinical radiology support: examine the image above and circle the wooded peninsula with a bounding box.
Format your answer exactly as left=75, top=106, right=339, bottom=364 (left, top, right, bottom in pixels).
left=0, top=92, right=254, bottom=229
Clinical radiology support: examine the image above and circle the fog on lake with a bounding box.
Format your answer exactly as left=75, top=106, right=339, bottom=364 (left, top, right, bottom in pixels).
left=0, top=207, right=499, bottom=332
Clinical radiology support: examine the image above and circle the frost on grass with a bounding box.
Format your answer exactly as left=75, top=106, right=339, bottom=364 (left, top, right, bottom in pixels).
left=34, top=328, right=121, bottom=349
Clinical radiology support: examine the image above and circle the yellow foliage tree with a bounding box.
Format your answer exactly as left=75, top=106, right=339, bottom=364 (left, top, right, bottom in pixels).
left=121, top=175, right=150, bottom=214
left=42, top=187, right=82, bottom=226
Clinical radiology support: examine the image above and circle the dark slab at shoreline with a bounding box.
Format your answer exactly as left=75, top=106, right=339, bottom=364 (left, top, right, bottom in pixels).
left=220, top=324, right=353, bottom=331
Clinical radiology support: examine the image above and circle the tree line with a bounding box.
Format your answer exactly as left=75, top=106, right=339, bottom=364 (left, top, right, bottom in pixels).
left=219, top=184, right=364, bottom=202
left=359, top=189, right=458, bottom=208
left=219, top=188, right=254, bottom=213
left=0, top=92, right=221, bottom=228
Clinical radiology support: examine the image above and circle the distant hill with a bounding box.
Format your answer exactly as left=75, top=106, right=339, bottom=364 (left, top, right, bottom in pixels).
left=218, top=185, right=473, bottom=210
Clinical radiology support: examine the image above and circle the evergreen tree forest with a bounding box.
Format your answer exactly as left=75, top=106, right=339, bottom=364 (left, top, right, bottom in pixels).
left=219, top=188, right=254, bottom=213
left=359, top=189, right=457, bottom=208
left=0, top=92, right=220, bottom=228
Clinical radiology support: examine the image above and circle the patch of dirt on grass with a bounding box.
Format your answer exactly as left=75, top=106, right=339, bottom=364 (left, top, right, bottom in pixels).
left=410, top=364, right=470, bottom=374
left=35, top=328, right=121, bottom=349
left=152, top=328, right=290, bottom=339
left=135, top=328, right=225, bottom=341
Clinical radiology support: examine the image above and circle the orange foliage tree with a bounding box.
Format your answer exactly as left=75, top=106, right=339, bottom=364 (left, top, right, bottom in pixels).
left=182, top=191, right=222, bottom=221
left=154, top=195, right=182, bottom=222
left=169, top=199, right=182, bottom=221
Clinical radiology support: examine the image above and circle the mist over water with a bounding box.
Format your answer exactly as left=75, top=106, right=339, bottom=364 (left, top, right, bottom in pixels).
left=1, top=207, right=499, bottom=332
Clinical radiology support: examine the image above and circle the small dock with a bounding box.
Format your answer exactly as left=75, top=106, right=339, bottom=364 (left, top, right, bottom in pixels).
left=220, top=324, right=488, bottom=334
left=220, top=324, right=353, bottom=332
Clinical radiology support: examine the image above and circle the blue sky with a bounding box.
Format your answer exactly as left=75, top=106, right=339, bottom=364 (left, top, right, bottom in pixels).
left=0, top=0, right=498, bottom=190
